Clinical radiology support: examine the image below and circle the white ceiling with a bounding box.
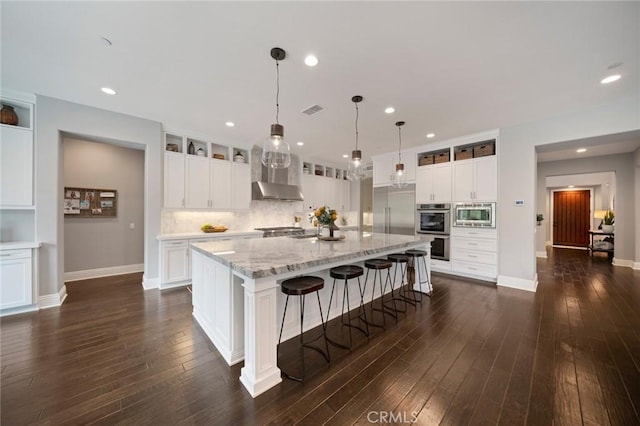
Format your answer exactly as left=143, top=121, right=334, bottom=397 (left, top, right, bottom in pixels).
left=2, top=1, right=639, bottom=165
left=536, top=130, right=640, bottom=163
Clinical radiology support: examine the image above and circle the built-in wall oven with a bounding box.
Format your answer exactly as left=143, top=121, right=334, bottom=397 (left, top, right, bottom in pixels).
left=416, top=204, right=451, bottom=261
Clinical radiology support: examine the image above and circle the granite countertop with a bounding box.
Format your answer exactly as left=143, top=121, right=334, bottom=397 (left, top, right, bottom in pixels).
left=0, top=241, right=42, bottom=250
left=191, top=231, right=433, bottom=279
left=157, top=230, right=264, bottom=241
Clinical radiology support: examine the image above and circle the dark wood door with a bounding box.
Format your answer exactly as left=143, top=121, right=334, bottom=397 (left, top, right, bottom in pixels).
left=553, top=190, right=590, bottom=247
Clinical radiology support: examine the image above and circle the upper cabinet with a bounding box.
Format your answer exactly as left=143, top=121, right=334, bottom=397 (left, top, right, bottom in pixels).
left=416, top=148, right=452, bottom=203
left=452, top=140, right=497, bottom=202
left=0, top=97, right=34, bottom=208
left=162, top=131, right=251, bottom=211
left=372, top=149, right=416, bottom=187
left=301, top=162, right=351, bottom=212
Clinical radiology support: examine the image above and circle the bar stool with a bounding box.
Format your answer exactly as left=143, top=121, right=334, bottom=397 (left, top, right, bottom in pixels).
left=277, top=275, right=330, bottom=382
left=387, top=253, right=410, bottom=311
left=404, top=249, right=432, bottom=302
left=362, top=258, right=396, bottom=328
left=326, top=264, right=369, bottom=350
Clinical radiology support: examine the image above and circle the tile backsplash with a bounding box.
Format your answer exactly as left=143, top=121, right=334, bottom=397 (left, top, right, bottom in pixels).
left=161, top=202, right=358, bottom=234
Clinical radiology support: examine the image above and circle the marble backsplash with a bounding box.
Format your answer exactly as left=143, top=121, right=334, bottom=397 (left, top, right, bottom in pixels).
left=161, top=201, right=358, bottom=234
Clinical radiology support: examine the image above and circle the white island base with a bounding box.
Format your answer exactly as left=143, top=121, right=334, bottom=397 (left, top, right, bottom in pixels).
left=190, top=231, right=431, bottom=397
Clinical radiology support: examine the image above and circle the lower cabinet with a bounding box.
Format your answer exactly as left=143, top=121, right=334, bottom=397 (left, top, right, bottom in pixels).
left=0, top=249, right=34, bottom=310
left=159, top=232, right=260, bottom=289
left=450, top=227, right=497, bottom=280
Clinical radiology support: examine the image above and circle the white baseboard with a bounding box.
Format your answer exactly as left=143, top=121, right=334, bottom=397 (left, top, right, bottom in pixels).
left=160, top=281, right=191, bottom=290
left=545, top=240, right=552, bottom=246
left=634, top=262, right=640, bottom=270
left=1, top=304, right=39, bottom=317
left=64, top=264, right=144, bottom=282
left=613, top=258, right=634, bottom=268
left=536, top=251, right=548, bottom=258
left=497, top=274, right=538, bottom=292
left=142, top=275, right=159, bottom=290
left=39, top=285, right=67, bottom=309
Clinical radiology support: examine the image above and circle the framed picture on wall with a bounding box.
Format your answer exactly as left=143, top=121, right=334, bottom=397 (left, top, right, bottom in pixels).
left=64, top=187, right=117, bottom=217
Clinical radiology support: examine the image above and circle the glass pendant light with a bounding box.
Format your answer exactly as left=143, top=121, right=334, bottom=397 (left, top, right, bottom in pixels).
left=261, top=47, right=291, bottom=169
left=390, top=121, right=407, bottom=188
left=347, top=95, right=366, bottom=181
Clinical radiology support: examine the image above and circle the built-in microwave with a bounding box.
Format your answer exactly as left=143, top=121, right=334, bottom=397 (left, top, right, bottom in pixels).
left=453, top=202, right=496, bottom=228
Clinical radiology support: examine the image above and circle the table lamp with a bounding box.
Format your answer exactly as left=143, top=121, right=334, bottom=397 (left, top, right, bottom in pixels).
left=593, top=210, right=607, bottom=230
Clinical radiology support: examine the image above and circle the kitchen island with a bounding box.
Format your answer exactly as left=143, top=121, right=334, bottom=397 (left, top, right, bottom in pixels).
left=190, top=230, right=432, bottom=397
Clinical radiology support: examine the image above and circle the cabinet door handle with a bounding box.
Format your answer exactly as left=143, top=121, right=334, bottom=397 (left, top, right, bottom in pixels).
left=467, top=242, right=478, bottom=246
left=468, top=254, right=478, bottom=258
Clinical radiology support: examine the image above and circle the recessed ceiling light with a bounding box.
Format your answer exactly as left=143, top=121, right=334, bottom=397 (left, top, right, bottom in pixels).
left=601, top=74, right=621, bottom=84
left=568, top=185, right=575, bottom=188
left=304, top=55, right=318, bottom=67
left=225, top=121, right=235, bottom=127
left=101, top=87, right=116, bottom=95
left=576, top=148, right=586, bottom=153
left=426, top=133, right=435, bottom=138
left=342, top=154, right=349, bottom=158
left=296, top=141, right=304, bottom=146
left=385, top=107, right=395, bottom=114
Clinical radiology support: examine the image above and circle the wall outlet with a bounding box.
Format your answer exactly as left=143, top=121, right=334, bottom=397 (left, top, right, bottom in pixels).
left=129, top=223, right=135, bottom=229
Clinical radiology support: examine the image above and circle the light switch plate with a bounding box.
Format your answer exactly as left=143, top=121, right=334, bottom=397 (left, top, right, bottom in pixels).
left=515, top=200, right=524, bottom=206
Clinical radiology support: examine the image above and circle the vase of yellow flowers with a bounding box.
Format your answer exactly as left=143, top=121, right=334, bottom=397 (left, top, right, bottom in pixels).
left=310, top=205, right=339, bottom=237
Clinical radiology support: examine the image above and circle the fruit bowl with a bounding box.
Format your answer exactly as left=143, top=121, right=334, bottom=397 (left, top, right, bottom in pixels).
left=203, top=227, right=228, bottom=233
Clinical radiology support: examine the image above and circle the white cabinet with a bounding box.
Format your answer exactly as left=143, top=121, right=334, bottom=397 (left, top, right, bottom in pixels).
left=163, top=152, right=185, bottom=208
left=0, top=249, right=33, bottom=310
left=159, top=232, right=261, bottom=289
left=451, top=227, right=497, bottom=281
left=372, top=153, right=394, bottom=187
left=210, top=160, right=232, bottom=209
left=185, top=156, right=210, bottom=208
left=163, top=130, right=251, bottom=210
left=161, top=240, right=190, bottom=285
left=416, top=163, right=451, bottom=203
left=452, top=156, right=497, bottom=202
left=0, top=125, right=33, bottom=207
left=231, top=163, right=251, bottom=210
left=301, top=174, right=351, bottom=212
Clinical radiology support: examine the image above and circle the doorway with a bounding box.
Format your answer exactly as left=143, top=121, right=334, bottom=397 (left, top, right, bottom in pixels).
left=553, top=189, right=590, bottom=247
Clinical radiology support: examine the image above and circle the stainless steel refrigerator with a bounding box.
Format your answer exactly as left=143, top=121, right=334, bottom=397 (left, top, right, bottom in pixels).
left=373, top=184, right=416, bottom=235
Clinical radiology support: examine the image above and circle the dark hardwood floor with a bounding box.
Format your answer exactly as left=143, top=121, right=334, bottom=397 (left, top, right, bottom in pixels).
left=2, top=249, right=639, bottom=425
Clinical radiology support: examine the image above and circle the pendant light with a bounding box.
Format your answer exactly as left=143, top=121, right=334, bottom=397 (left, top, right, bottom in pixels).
left=390, top=121, right=407, bottom=188
left=261, top=47, right=291, bottom=169
left=347, top=95, right=366, bottom=181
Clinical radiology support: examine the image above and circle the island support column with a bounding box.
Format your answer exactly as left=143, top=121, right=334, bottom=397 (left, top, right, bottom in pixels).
left=239, top=276, right=283, bottom=397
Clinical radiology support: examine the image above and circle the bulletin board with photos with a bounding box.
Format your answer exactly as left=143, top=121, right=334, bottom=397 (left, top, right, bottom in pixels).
left=64, top=187, right=117, bottom=217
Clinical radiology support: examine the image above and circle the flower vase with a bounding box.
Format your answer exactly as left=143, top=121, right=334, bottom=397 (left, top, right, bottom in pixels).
left=320, top=225, right=330, bottom=238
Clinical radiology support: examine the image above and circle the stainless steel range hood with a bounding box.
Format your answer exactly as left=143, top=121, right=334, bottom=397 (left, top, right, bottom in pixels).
left=252, top=181, right=303, bottom=201
left=251, top=152, right=304, bottom=201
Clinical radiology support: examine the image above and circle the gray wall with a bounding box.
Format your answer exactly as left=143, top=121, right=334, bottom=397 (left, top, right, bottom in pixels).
left=636, top=148, right=640, bottom=265
left=63, top=137, right=144, bottom=272
left=498, top=96, right=639, bottom=288
left=35, top=96, right=162, bottom=297
left=536, top=154, right=636, bottom=262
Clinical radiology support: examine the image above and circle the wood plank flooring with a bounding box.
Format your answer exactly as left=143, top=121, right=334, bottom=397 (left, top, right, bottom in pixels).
left=2, top=248, right=639, bottom=425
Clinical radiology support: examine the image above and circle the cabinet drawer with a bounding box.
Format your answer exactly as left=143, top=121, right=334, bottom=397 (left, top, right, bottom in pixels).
left=451, top=248, right=496, bottom=265
left=0, top=249, right=31, bottom=259
left=451, top=260, right=496, bottom=279
left=451, top=227, right=497, bottom=239
left=454, top=237, right=497, bottom=252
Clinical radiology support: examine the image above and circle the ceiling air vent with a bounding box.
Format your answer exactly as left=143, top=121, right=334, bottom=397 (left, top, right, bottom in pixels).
left=301, top=104, right=324, bottom=116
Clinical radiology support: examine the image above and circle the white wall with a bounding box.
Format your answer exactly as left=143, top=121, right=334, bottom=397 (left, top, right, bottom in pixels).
left=498, top=96, right=639, bottom=290
left=63, top=137, right=144, bottom=272
left=537, top=155, right=635, bottom=262
left=35, top=96, right=162, bottom=297
left=635, top=147, right=640, bottom=267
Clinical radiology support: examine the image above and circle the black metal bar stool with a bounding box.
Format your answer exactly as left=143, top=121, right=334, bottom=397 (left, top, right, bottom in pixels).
left=361, top=258, right=396, bottom=329
left=387, top=253, right=410, bottom=311
left=326, top=264, right=369, bottom=350
left=277, top=275, right=330, bottom=382
left=404, top=249, right=432, bottom=303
